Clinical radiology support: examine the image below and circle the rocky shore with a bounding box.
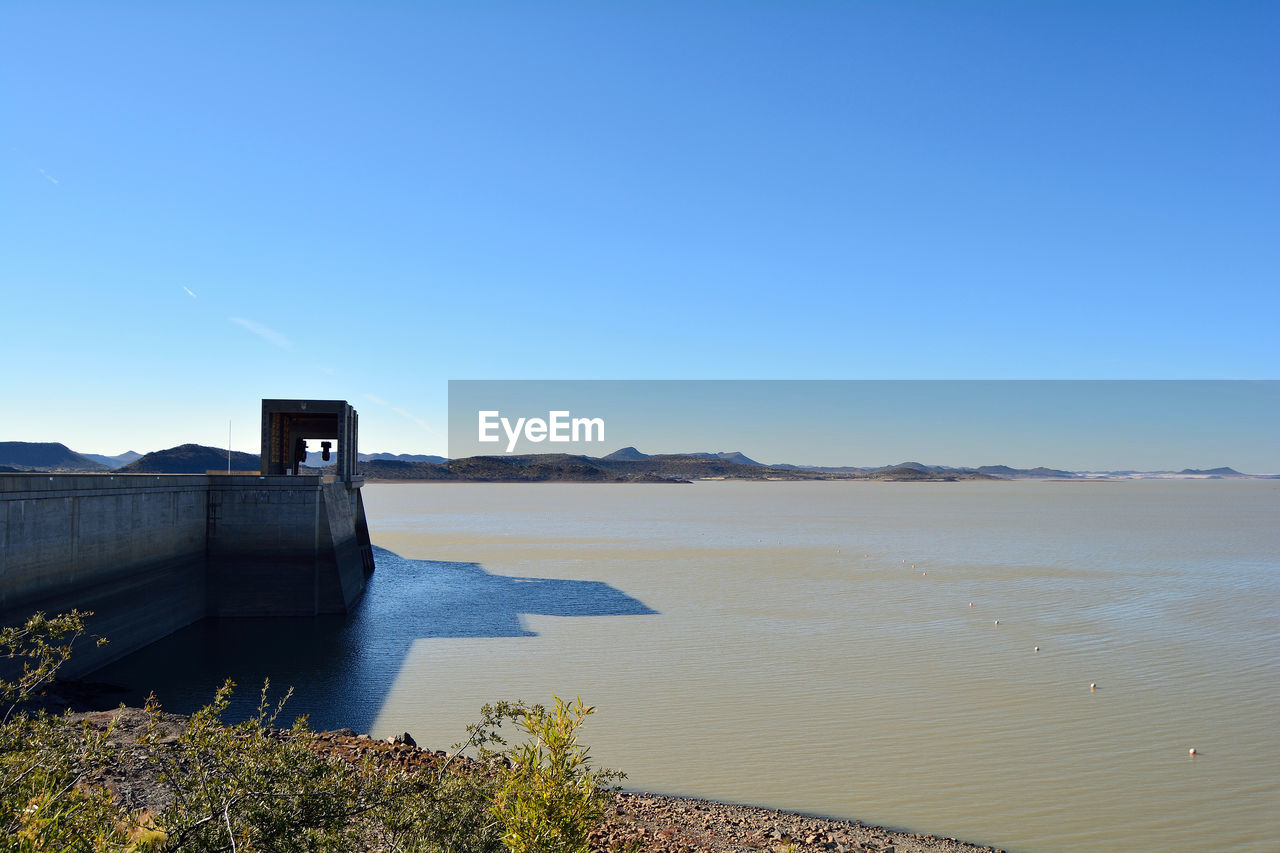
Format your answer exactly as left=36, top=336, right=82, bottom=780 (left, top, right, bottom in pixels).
left=594, top=793, right=1004, bottom=853
left=66, top=704, right=1004, bottom=853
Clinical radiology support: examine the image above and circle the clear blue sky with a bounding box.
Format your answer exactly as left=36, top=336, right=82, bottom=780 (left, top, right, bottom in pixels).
left=3, top=2, right=1276, bottom=458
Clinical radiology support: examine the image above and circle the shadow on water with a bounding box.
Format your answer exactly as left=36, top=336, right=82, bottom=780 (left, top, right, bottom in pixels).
left=88, top=546, right=657, bottom=733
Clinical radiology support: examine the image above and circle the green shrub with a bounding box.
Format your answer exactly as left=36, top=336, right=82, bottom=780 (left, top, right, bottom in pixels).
left=1, top=610, right=140, bottom=851
left=140, top=679, right=506, bottom=853
left=491, top=696, right=622, bottom=853
left=0, top=614, right=625, bottom=853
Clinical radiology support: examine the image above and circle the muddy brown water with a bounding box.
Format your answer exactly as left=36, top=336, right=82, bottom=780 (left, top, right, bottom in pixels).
left=97, top=480, right=1279, bottom=852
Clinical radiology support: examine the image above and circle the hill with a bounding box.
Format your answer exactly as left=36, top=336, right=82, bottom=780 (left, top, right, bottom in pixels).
left=118, top=444, right=260, bottom=474
left=0, top=442, right=108, bottom=472
left=355, top=459, right=460, bottom=480
left=79, top=451, right=143, bottom=469
left=704, top=451, right=761, bottom=465
left=365, top=452, right=448, bottom=464
left=1178, top=467, right=1245, bottom=477
left=306, top=450, right=449, bottom=467
left=974, top=464, right=1077, bottom=479
left=603, top=447, right=762, bottom=465
left=359, top=455, right=687, bottom=483
left=763, top=461, right=1069, bottom=478
left=597, top=454, right=780, bottom=480
left=602, top=446, right=651, bottom=461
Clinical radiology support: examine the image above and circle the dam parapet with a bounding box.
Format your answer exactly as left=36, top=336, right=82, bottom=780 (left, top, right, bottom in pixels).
left=0, top=400, right=375, bottom=677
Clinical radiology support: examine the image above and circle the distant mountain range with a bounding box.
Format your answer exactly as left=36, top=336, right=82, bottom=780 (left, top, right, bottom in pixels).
left=357, top=454, right=683, bottom=483
left=358, top=455, right=996, bottom=483
left=0, top=441, right=1270, bottom=481
left=768, top=460, right=1080, bottom=479
left=349, top=452, right=1265, bottom=482
left=80, top=450, right=143, bottom=469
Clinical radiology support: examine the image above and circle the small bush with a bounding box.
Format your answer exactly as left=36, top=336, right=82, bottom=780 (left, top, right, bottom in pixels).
left=0, top=613, right=625, bottom=853
left=491, top=696, right=623, bottom=853
left=1, top=610, right=138, bottom=851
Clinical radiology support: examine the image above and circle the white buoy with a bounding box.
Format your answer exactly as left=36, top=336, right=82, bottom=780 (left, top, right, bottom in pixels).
left=1189, top=748, right=1198, bottom=756
left=969, top=602, right=974, bottom=607
left=1090, top=683, right=1097, bottom=691
left=1034, top=646, right=1039, bottom=652
left=994, top=620, right=1000, bottom=625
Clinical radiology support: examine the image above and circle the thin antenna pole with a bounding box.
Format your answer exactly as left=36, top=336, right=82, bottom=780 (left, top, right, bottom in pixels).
left=227, top=420, right=232, bottom=474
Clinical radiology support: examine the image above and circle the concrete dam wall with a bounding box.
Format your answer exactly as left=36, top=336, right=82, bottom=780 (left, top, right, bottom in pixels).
left=0, top=473, right=374, bottom=677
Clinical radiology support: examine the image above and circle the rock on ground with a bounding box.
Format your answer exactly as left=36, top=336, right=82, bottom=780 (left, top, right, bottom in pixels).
left=593, top=791, right=1006, bottom=853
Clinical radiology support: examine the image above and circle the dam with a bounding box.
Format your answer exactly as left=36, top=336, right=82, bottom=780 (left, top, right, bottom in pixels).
left=0, top=399, right=375, bottom=677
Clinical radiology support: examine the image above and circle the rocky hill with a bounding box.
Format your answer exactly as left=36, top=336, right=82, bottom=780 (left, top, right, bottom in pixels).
left=358, top=455, right=682, bottom=483
left=305, top=450, right=449, bottom=467
left=0, top=442, right=109, bottom=472
left=974, top=464, right=1076, bottom=479
left=117, top=444, right=260, bottom=474
left=603, top=447, right=760, bottom=465
left=365, top=452, right=449, bottom=464
left=602, top=446, right=651, bottom=461
left=354, top=459, right=461, bottom=480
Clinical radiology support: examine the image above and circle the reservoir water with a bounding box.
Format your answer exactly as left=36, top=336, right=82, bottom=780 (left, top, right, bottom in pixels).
left=95, top=480, right=1280, bottom=852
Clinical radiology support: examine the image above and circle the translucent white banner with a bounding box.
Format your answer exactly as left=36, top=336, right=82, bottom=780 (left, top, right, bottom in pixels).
left=447, top=380, right=1279, bottom=473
